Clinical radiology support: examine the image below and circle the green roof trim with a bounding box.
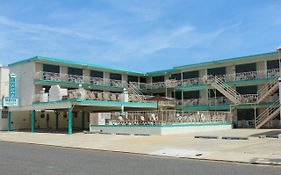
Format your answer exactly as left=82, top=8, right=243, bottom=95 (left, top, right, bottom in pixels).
left=174, top=51, right=277, bottom=69
left=9, top=56, right=146, bottom=75
left=8, top=51, right=277, bottom=76
left=146, top=68, right=175, bottom=75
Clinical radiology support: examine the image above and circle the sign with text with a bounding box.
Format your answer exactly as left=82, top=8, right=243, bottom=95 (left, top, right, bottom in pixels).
left=3, top=97, right=18, bottom=107
left=9, top=73, right=17, bottom=98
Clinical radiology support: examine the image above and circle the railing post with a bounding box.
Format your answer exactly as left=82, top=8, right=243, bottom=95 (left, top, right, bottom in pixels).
left=7, top=111, right=11, bottom=131
left=68, top=107, right=73, bottom=135
left=31, top=110, right=35, bottom=133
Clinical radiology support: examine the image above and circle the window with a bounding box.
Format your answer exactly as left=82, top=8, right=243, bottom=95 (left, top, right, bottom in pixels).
left=208, top=89, right=224, bottom=98
left=236, top=86, right=257, bottom=94
left=267, top=60, right=280, bottom=69
left=183, top=91, right=200, bottom=99
left=68, top=67, right=83, bottom=75
left=128, top=75, right=138, bottom=83
left=152, top=76, right=164, bottom=82
left=170, top=73, right=181, bottom=80
left=2, top=111, right=8, bottom=119
left=110, top=73, right=122, bottom=80
left=237, top=109, right=255, bottom=120
left=140, top=77, right=147, bottom=83
left=171, top=91, right=182, bottom=99
left=43, top=64, right=60, bottom=73
left=183, top=71, right=199, bottom=79
left=235, top=63, right=256, bottom=73
left=90, top=70, right=103, bottom=78
left=207, top=67, right=226, bottom=76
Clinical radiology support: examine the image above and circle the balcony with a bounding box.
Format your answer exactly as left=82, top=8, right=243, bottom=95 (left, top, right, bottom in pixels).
left=174, top=68, right=279, bottom=88
left=35, top=71, right=126, bottom=88
left=177, top=97, right=230, bottom=107
left=106, top=110, right=232, bottom=125
left=34, top=89, right=149, bottom=103
left=35, top=68, right=279, bottom=91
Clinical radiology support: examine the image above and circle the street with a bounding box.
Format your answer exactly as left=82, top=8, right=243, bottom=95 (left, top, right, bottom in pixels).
left=0, top=141, right=280, bottom=175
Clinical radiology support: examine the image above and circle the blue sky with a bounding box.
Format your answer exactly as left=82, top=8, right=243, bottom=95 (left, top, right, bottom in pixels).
left=0, top=0, right=280, bottom=71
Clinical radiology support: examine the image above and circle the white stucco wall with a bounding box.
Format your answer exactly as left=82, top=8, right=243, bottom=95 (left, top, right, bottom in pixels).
left=9, top=61, right=36, bottom=108
left=90, top=124, right=232, bottom=135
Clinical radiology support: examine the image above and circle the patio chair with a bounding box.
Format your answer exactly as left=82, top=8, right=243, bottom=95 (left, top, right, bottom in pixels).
left=118, top=116, right=124, bottom=125
left=97, top=92, right=103, bottom=100
left=103, top=92, right=110, bottom=101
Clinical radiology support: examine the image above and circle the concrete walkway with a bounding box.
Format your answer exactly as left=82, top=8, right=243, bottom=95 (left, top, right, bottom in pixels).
left=1, top=129, right=281, bottom=165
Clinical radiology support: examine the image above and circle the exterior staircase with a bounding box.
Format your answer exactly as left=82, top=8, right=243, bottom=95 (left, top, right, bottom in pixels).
left=256, top=76, right=279, bottom=103
left=206, top=75, right=242, bottom=104
left=124, top=82, right=145, bottom=101
left=255, top=100, right=280, bottom=128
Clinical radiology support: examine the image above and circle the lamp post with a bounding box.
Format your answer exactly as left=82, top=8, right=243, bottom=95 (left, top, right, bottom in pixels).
left=277, top=46, right=281, bottom=128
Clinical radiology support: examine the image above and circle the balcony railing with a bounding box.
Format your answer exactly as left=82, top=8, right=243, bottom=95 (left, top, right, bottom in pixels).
left=35, top=68, right=279, bottom=91
left=177, top=97, right=230, bottom=106
left=240, top=94, right=258, bottom=103
left=105, top=110, right=232, bottom=125
left=35, top=71, right=126, bottom=88
left=33, top=89, right=152, bottom=103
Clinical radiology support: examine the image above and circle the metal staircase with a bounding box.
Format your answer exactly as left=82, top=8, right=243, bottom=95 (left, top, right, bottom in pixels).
left=206, top=75, right=280, bottom=129
left=206, top=75, right=242, bottom=104
left=124, top=82, right=145, bottom=101
left=255, top=100, right=280, bottom=128
left=256, top=76, right=279, bottom=103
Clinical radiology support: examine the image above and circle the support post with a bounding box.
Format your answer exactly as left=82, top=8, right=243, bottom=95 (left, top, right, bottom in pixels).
left=31, top=110, right=35, bottom=133
left=56, top=114, right=59, bottom=130
left=81, top=111, right=85, bottom=131
left=8, top=111, right=11, bottom=131
left=121, top=105, right=125, bottom=114
left=68, top=108, right=73, bottom=135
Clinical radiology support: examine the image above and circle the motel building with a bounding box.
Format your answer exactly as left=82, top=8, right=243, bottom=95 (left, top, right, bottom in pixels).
left=0, top=50, right=281, bottom=135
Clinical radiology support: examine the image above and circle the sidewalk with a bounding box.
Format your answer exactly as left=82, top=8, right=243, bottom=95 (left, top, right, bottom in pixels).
left=1, top=129, right=281, bottom=165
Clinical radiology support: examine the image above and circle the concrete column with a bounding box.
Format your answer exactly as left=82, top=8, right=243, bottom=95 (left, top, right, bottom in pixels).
left=121, top=105, right=125, bottom=114
left=81, top=111, right=85, bottom=130
left=8, top=111, right=11, bottom=131
left=31, top=110, right=35, bottom=133
left=68, top=108, right=73, bottom=134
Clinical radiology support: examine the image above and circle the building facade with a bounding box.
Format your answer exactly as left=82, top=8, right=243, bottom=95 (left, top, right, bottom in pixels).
left=1, top=51, right=280, bottom=134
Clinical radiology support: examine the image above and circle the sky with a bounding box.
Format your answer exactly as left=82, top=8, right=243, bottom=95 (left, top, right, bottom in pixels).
left=0, top=0, right=280, bottom=72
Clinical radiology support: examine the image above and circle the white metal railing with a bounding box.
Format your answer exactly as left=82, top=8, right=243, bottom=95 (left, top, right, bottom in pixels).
left=256, top=75, right=279, bottom=103
left=33, top=89, right=150, bottom=103
left=206, top=75, right=242, bottom=104
left=104, top=110, right=232, bottom=125
left=208, top=97, right=230, bottom=105
left=35, top=71, right=127, bottom=87
left=35, top=68, right=279, bottom=90
left=267, top=68, right=279, bottom=78
left=171, top=68, right=280, bottom=87
left=255, top=99, right=280, bottom=128
left=177, top=99, right=202, bottom=106
left=177, top=97, right=230, bottom=106
left=240, top=94, right=258, bottom=103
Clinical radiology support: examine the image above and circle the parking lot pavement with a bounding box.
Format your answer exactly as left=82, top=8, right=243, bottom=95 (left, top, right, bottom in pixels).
left=1, top=130, right=281, bottom=165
